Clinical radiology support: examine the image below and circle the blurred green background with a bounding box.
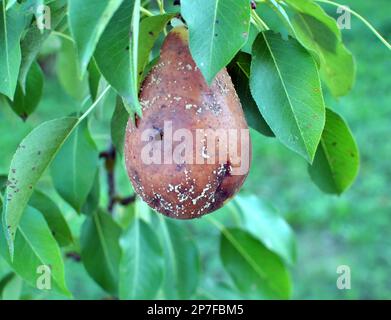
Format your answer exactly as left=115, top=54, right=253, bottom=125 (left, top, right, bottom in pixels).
left=0, top=0, right=390, bottom=299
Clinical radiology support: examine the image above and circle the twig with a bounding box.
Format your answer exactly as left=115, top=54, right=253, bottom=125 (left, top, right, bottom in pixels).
left=99, top=145, right=137, bottom=213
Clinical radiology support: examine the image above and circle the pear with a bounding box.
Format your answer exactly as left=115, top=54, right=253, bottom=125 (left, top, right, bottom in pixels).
left=124, top=26, right=252, bottom=219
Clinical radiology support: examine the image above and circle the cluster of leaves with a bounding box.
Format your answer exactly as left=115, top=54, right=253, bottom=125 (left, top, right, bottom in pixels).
left=0, top=0, right=387, bottom=299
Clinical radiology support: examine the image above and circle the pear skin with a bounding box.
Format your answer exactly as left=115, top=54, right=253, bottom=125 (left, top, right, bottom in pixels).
left=124, top=27, right=252, bottom=219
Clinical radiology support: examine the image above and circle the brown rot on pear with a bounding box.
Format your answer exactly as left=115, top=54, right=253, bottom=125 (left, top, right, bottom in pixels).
left=124, top=26, right=252, bottom=219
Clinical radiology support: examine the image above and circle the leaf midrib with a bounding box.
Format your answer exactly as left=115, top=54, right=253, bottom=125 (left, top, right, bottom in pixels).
left=207, top=0, right=220, bottom=74
left=262, top=32, right=309, bottom=156
left=93, top=212, right=117, bottom=285
left=223, top=228, right=286, bottom=297
left=17, top=224, right=64, bottom=290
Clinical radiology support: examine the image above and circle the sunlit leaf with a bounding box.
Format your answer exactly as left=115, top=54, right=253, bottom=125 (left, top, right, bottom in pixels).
left=250, top=31, right=325, bottom=162
left=137, top=13, right=175, bottom=82
left=220, top=228, right=291, bottom=299
left=94, top=0, right=141, bottom=115
left=285, top=0, right=355, bottom=97
left=2, top=117, right=78, bottom=256
left=0, top=2, right=26, bottom=99
left=181, top=0, right=251, bottom=84
left=234, top=195, right=296, bottom=265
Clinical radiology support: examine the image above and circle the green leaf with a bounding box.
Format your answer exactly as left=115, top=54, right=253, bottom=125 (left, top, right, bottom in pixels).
left=0, top=273, right=14, bottom=296
left=309, top=108, right=359, bottom=194
left=137, top=13, right=174, bottom=82
left=51, top=120, right=99, bottom=212
left=2, top=117, right=78, bottom=256
left=220, top=228, right=291, bottom=299
left=5, top=0, right=17, bottom=10
left=94, top=0, right=141, bottom=115
left=234, top=195, right=296, bottom=265
left=18, top=1, right=66, bottom=92
left=0, top=206, right=71, bottom=297
left=19, top=2, right=67, bottom=91
left=80, top=209, right=121, bottom=294
left=87, top=58, right=101, bottom=102
left=1, top=275, right=22, bottom=300
left=68, top=0, right=124, bottom=76
left=29, top=190, right=73, bottom=246
left=119, top=218, right=164, bottom=299
left=158, top=218, right=200, bottom=299
left=0, top=2, right=26, bottom=99
left=56, top=38, right=89, bottom=100
left=250, top=31, right=325, bottom=162
left=111, top=96, right=129, bottom=157
left=285, top=0, right=355, bottom=97
left=181, top=0, right=251, bottom=84
left=81, top=170, right=100, bottom=216
left=10, top=62, right=44, bottom=120
left=228, top=52, right=274, bottom=137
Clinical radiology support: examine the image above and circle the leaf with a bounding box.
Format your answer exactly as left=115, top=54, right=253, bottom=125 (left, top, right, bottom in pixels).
left=234, top=195, right=296, bottom=265
left=94, top=0, right=141, bottom=115
left=181, top=0, right=251, bottom=84
left=2, top=117, right=78, bottom=256
left=137, top=13, right=174, bottom=82
left=1, top=275, right=22, bottom=300
left=19, top=2, right=67, bottom=91
left=158, top=218, right=200, bottom=299
left=220, top=228, right=291, bottom=299
left=56, top=38, right=89, bottom=100
left=250, top=31, right=325, bottom=162
left=80, top=209, right=121, bottom=294
left=309, top=108, right=359, bottom=194
left=228, top=52, right=274, bottom=137
left=111, top=96, right=129, bottom=156
left=81, top=170, right=100, bottom=216
left=0, top=2, right=26, bottom=99
left=285, top=0, right=355, bottom=97
left=119, top=218, right=164, bottom=299
left=87, top=58, right=101, bottom=102
left=68, top=0, right=124, bottom=76
left=0, top=206, right=71, bottom=297
left=10, top=62, right=44, bottom=120
left=29, top=190, right=73, bottom=246
left=51, top=120, right=99, bottom=212
left=0, top=273, right=14, bottom=296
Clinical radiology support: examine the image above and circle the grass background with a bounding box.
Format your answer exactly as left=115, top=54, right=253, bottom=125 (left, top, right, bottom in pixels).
left=0, top=0, right=390, bottom=299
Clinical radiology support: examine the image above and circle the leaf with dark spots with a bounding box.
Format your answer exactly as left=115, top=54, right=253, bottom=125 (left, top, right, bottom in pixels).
left=2, top=117, right=78, bottom=257
left=308, top=108, right=359, bottom=194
